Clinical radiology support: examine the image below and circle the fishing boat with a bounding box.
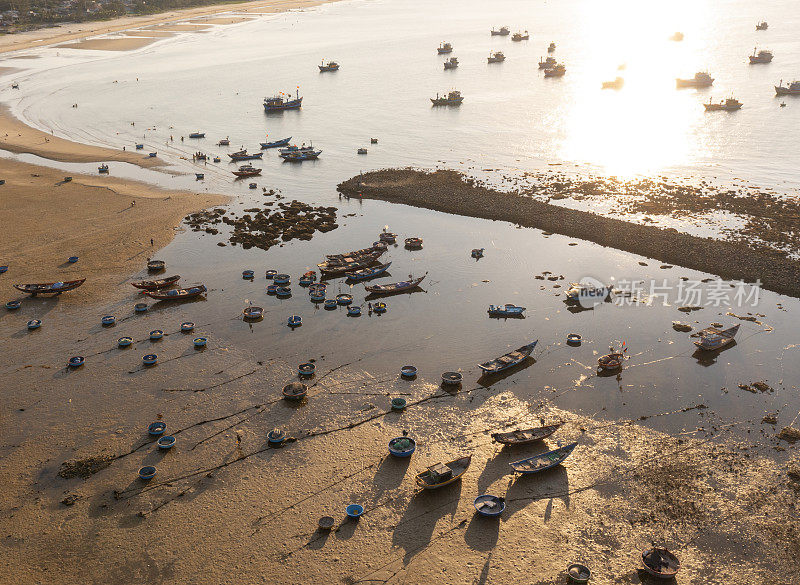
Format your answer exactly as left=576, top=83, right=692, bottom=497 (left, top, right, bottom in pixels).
left=693, top=324, right=739, bottom=351
left=441, top=371, right=462, bottom=385
left=544, top=63, right=566, bottom=77
left=373, top=301, right=387, bottom=313
left=188, top=132, right=205, bottom=139
left=404, top=237, right=423, bottom=249
left=299, top=270, right=317, bottom=285
left=538, top=56, right=557, bottom=69
left=193, top=152, right=206, bottom=161
left=756, top=21, right=768, bottom=31
left=135, top=144, right=144, bottom=149
left=287, top=315, right=302, bottom=326
left=232, top=165, right=262, bottom=177
left=336, top=293, right=353, bottom=305
left=243, top=306, right=264, bottom=320
left=511, top=31, right=529, bottom=42
left=195, top=173, right=204, bottom=180
left=775, top=80, right=800, bottom=95
left=13, top=278, right=86, bottom=296
left=324, top=299, right=337, bottom=309
left=598, top=350, right=625, bottom=371
left=641, top=548, right=680, bottom=579
left=388, top=436, right=416, bottom=457
left=280, top=149, right=321, bottom=162
left=98, top=164, right=109, bottom=173
left=147, top=260, right=165, bottom=271
left=491, top=423, right=563, bottom=445
left=749, top=49, right=773, bottom=64
left=487, top=304, right=526, bottom=317
left=471, top=248, right=484, bottom=258
left=704, top=97, right=743, bottom=111
left=487, top=51, right=506, bottom=63
left=364, top=273, right=427, bottom=296
left=325, top=243, right=386, bottom=263
left=347, top=305, right=361, bottom=316
left=218, top=137, right=230, bottom=146
left=27, top=319, right=42, bottom=330
left=282, top=382, right=307, bottom=400
left=130, top=275, right=180, bottom=290
left=228, top=151, right=263, bottom=161
left=260, top=137, right=291, bottom=149
left=11, top=82, right=19, bottom=89
left=676, top=71, right=714, bottom=88
left=602, top=77, right=624, bottom=90
left=144, top=284, right=207, bottom=301
left=0, top=265, right=8, bottom=273
left=443, top=57, right=459, bottom=70
left=276, top=286, right=291, bottom=297
left=318, top=60, right=339, bottom=72
left=318, top=250, right=385, bottom=276
left=548, top=42, right=556, bottom=52
left=431, top=90, right=464, bottom=106
left=68, top=356, right=85, bottom=368
left=437, top=42, right=453, bottom=54
left=357, top=148, right=368, bottom=155
left=274, top=273, right=291, bottom=284
left=415, top=455, right=471, bottom=489
left=510, top=442, right=578, bottom=474
left=213, top=157, right=221, bottom=163
left=379, top=231, right=397, bottom=243
left=263, top=89, right=303, bottom=112
left=278, top=144, right=317, bottom=155
left=474, top=495, right=505, bottom=517
left=669, top=32, right=684, bottom=41
left=477, top=340, right=538, bottom=374
left=310, top=289, right=326, bottom=302
left=491, top=26, right=510, bottom=36
left=346, top=261, right=392, bottom=282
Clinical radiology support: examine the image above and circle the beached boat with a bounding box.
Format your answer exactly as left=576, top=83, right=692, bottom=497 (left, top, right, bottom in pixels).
left=144, top=284, right=206, bottom=301
left=243, top=306, right=264, bottom=320
left=193, top=152, right=206, bottom=161
left=135, top=144, right=144, bottom=150
left=325, top=243, right=386, bottom=263
left=232, top=165, right=262, bottom=177
left=693, top=324, right=739, bottom=351
left=13, top=278, right=86, bottom=296
left=318, top=250, right=385, bottom=276
left=263, top=89, right=303, bottom=112
left=491, top=26, right=510, bottom=36
left=602, top=77, right=624, bottom=90
left=130, top=275, right=180, bottom=290
left=474, top=495, right=505, bottom=517
left=544, top=63, right=566, bottom=77
left=443, top=57, right=459, bottom=70
left=283, top=382, right=307, bottom=400
left=388, top=436, right=416, bottom=457
left=318, top=60, right=339, bottom=72
left=487, top=304, right=526, bottom=317
left=437, top=42, right=453, bottom=54
left=98, top=164, right=109, bottom=173
left=364, top=273, right=427, bottom=296
left=260, top=137, right=292, bottom=149
left=676, top=71, right=714, bottom=88
left=510, top=442, right=578, bottom=474
left=431, top=90, right=464, bottom=106
left=218, top=137, right=230, bottom=146
left=756, top=21, right=768, bottom=31
left=228, top=151, right=263, bottom=161
left=704, top=97, right=743, bottom=111
left=478, top=341, right=537, bottom=374
left=491, top=423, right=563, bottom=445
left=280, top=149, right=321, bottom=161
left=641, top=548, right=680, bottom=579
left=404, top=237, right=423, bottom=249
left=749, top=49, right=773, bottom=64
left=188, top=132, right=205, bottom=139
left=598, top=350, right=625, bottom=371
left=775, top=80, right=800, bottom=95
left=147, top=260, right=165, bottom=271
left=379, top=231, right=397, bottom=243
left=415, top=455, right=471, bottom=489
left=511, top=31, right=529, bottom=42
left=287, top=314, right=301, bottom=326
left=538, top=56, right=557, bottom=69
left=488, top=51, right=506, bottom=63
left=346, top=261, right=392, bottom=282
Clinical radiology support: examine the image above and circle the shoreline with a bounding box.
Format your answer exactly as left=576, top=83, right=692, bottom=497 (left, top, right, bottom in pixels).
left=338, top=168, right=800, bottom=299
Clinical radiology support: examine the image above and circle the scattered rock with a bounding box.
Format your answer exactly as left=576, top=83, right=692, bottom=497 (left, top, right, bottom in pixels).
left=58, top=455, right=114, bottom=479
left=778, top=427, right=800, bottom=443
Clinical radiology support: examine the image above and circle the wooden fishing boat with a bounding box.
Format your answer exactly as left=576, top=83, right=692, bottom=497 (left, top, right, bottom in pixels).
left=641, top=548, right=680, bottom=579
left=364, top=273, right=427, bottom=296
left=477, top=340, right=537, bottom=374
left=144, top=284, right=206, bottom=301
left=232, top=165, right=262, bottom=178
left=598, top=352, right=624, bottom=371
left=218, top=137, right=230, bottom=146
left=491, top=26, right=510, bottom=36
left=147, top=260, right=165, bottom=271
left=318, top=250, right=385, bottom=276
left=487, top=51, right=505, bottom=63
left=263, top=89, right=303, bottom=112
left=14, top=278, right=86, bottom=296
left=229, top=151, right=263, bottom=162
left=509, top=442, right=578, bottom=474
left=404, top=237, right=423, bottom=249
left=474, top=495, right=505, bottom=517
left=130, top=275, right=180, bottom=290
left=318, top=60, right=340, bottom=72
left=98, top=164, right=109, bottom=173
left=260, top=137, right=291, bottom=149
left=325, top=244, right=386, bottom=264
left=243, top=306, right=264, bottom=320
left=346, top=261, right=392, bottom=282
left=487, top=304, right=526, bottom=317
left=283, top=382, right=307, bottom=400
left=415, top=455, right=471, bottom=489
left=693, top=324, right=739, bottom=351
left=511, top=30, right=529, bottom=42
left=280, top=149, right=321, bottom=162
left=491, top=423, right=563, bottom=445
left=471, top=248, right=484, bottom=258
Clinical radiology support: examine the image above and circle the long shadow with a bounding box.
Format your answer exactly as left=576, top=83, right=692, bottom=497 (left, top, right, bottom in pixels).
left=476, top=358, right=535, bottom=389
left=476, top=442, right=552, bottom=494
left=503, top=465, right=569, bottom=522
left=464, top=513, right=500, bottom=552
left=692, top=342, right=736, bottom=366
left=365, top=287, right=427, bottom=302
left=371, top=453, right=411, bottom=498
left=475, top=553, right=493, bottom=584
left=391, top=482, right=462, bottom=564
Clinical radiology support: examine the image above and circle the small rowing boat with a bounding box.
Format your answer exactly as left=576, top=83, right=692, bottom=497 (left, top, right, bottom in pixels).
left=188, top=132, right=205, bottom=139
left=14, top=278, right=86, bottom=296
left=232, top=165, right=262, bottom=178
left=491, top=423, right=563, bottom=445
left=641, top=548, right=680, bottom=579
left=693, top=324, right=739, bottom=351
left=364, top=273, right=427, bottom=296
left=243, top=306, right=264, bottom=320
left=260, top=137, right=291, bottom=149
left=144, top=284, right=207, bottom=301
left=415, top=455, right=471, bottom=489
left=598, top=351, right=625, bottom=371
left=487, top=304, right=525, bottom=317
left=283, top=382, right=307, bottom=400
left=509, top=442, right=578, bottom=474
left=147, top=260, right=165, bottom=271
left=346, top=261, right=392, bottom=282
left=130, top=275, right=180, bottom=290
left=478, top=341, right=537, bottom=374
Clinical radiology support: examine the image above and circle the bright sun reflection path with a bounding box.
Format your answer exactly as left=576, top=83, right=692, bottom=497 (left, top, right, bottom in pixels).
left=558, top=0, right=714, bottom=178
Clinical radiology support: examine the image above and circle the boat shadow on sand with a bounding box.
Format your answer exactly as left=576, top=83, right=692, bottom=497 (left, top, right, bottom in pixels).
left=364, top=287, right=427, bottom=302
left=476, top=358, right=536, bottom=388
left=371, top=453, right=412, bottom=498
left=692, top=342, right=737, bottom=367
left=504, top=464, right=570, bottom=521
left=391, top=482, right=463, bottom=564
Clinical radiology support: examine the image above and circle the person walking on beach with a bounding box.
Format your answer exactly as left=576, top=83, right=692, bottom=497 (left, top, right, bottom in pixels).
left=150, top=238, right=154, bottom=246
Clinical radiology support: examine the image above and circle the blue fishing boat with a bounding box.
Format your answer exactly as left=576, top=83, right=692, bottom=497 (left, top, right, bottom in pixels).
left=228, top=151, right=263, bottom=162
left=180, top=322, right=194, bottom=332
left=273, top=273, right=290, bottom=285
left=135, top=144, right=144, bottom=150
left=388, top=436, right=416, bottom=457
left=138, top=466, right=157, bottom=480
left=400, top=365, right=417, bottom=378
left=299, top=275, right=315, bottom=286
left=27, top=319, right=42, bottom=330
left=373, top=302, right=387, bottom=313
left=268, top=428, right=287, bottom=445
left=98, top=164, right=109, bottom=173
left=142, top=354, right=158, bottom=366
left=310, top=290, right=325, bottom=302
left=298, top=362, right=316, bottom=376
left=157, top=436, right=176, bottom=449
left=101, top=315, right=116, bottom=326
left=487, top=304, right=526, bottom=317
left=242, top=269, right=255, bottom=279
left=148, top=421, right=167, bottom=436
left=567, top=333, right=582, bottom=345
left=0, top=266, right=7, bottom=273
left=265, top=270, right=278, bottom=279
left=276, top=286, right=291, bottom=297
left=346, top=504, right=364, bottom=519
left=149, top=152, right=157, bottom=158
left=260, top=136, right=292, bottom=149
left=6, top=300, right=21, bottom=310
left=509, top=442, right=578, bottom=474
left=263, top=89, right=303, bottom=112
left=478, top=341, right=537, bottom=374
left=391, top=397, right=407, bottom=411
left=118, top=337, right=133, bottom=347
left=336, top=293, right=353, bottom=305
left=195, top=173, right=204, bottom=180
left=280, top=149, right=321, bottom=162
left=193, top=337, right=208, bottom=348
left=150, top=329, right=164, bottom=340
left=324, top=299, right=337, bottom=309
left=68, top=356, right=85, bottom=368
left=188, top=132, right=205, bottom=139
left=347, top=305, right=361, bottom=316
left=474, top=495, right=505, bottom=517
left=287, top=315, right=302, bottom=327
left=471, top=248, right=485, bottom=259
left=283, top=382, right=307, bottom=399
left=441, top=371, right=462, bottom=385
left=346, top=261, right=392, bottom=282
left=243, top=306, right=264, bottom=320
left=266, top=284, right=278, bottom=295
left=68, top=256, right=79, bottom=263
left=134, top=303, right=148, bottom=312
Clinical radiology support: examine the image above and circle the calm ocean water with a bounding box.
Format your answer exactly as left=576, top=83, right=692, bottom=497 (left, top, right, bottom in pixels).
left=2, top=0, right=799, bottom=439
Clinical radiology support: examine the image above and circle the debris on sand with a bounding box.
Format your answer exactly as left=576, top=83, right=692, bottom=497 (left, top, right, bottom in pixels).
left=777, top=427, right=800, bottom=443
left=762, top=413, right=778, bottom=424
left=678, top=306, right=703, bottom=313
left=672, top=321, right=693, bottom=332
left=738, top=381, right=773, bottom=394
left=58, top=455, right=114, bottom=479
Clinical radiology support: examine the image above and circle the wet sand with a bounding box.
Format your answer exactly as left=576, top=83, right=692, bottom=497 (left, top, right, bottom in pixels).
left=338, top=169, right=800, bottom=298
left=55, top=37, right=160, bottom=52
